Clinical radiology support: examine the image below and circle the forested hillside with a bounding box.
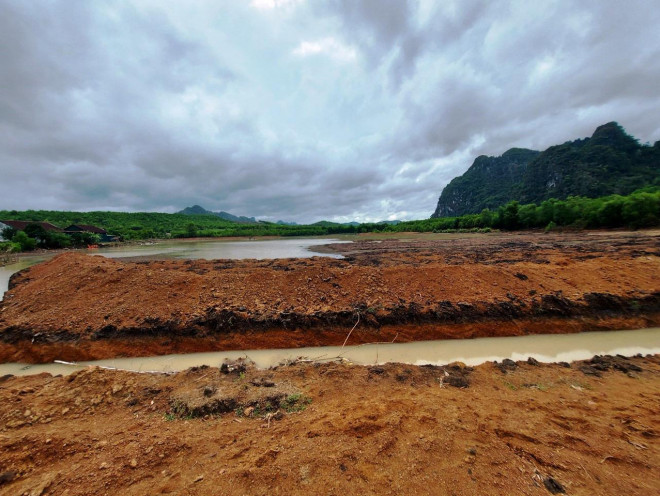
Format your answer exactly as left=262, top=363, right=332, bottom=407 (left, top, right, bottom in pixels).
left=432, top=122, right=660, bottom=217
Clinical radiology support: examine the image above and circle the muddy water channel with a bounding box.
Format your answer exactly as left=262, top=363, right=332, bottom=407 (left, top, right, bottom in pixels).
left=2, top=327, right=659, bottom=377
left=0, top=256, right=48, bottom=301
left=0, top=237, right=349, bottom=300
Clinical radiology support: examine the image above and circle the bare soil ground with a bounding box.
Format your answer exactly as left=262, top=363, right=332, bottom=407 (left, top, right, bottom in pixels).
left=1, top=231, right=660, bottom=495
left=1, top=355, right=659, bottom=495
left=0, top=231, right=659, bottom=363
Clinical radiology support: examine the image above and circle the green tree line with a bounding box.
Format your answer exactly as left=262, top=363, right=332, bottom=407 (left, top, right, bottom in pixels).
left=2, top=188, right=659, bottom=253
left=394, top=187, right=660, bottom=233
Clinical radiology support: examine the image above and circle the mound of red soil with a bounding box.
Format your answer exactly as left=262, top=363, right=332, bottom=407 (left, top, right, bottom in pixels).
left=1, top=356, right=659, bottom=495
left=1, top=231, right=659, bottom=362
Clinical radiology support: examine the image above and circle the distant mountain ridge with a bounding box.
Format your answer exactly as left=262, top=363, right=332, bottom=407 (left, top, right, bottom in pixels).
left=432, top=122, right=660, bottom=218
left=177, top=205, right=257, bottom=223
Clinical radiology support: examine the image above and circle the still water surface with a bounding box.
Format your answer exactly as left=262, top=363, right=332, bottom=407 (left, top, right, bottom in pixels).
left=2, top=327, right=658, bottom=377
left=94, top=237, right=348, bottom=260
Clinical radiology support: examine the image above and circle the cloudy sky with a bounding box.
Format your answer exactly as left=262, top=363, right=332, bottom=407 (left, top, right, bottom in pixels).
left=1, top=0, right=659, bottom=223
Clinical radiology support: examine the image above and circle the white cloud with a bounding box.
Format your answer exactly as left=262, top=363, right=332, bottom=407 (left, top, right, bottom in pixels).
left=1, top=0, right=660, bottom=223
left=250, top=0, right=305, bottom=11
left=292, top=37, right=357, bottom=62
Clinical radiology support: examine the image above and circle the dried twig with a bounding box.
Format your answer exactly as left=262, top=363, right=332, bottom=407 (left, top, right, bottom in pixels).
left=54, top=360, right=174, bottom=375
left=341, top=312, right=360, bottom=349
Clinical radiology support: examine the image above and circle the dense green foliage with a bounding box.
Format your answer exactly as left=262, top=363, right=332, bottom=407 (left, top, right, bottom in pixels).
left=411, top=188, right=660, bottom=233
left=0, top=211, right=238, bottom=241
left=2, top=188, right=659, bottom=253
left=0, top=209, right=351, bottom=242
left=433, top=122, right=660, bottom=217
left=1, top=223, right=95, bottom=250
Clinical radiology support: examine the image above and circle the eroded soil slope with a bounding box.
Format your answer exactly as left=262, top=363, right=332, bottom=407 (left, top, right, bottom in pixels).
left=1, top=231, right=659, bottom=362
left=0, top=356, right=659, bottom=495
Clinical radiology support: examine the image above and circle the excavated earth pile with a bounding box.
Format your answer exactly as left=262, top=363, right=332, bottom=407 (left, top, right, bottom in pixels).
left=0, top=356, right=659, bottom=495
left=0, top=231, right=659, bottom=362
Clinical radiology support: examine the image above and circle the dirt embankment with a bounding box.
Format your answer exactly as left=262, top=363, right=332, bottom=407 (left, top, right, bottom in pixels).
left=0, top=355, right=659, bottom=495
left=1, top=231, right=659, bottom=363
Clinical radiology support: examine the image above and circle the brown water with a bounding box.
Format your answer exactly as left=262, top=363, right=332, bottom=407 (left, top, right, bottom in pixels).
left=2, top=327, right=658, bottom=377
left=0, top=256, right=48, bottom=301
left=92, top=237, right=349, bottom=260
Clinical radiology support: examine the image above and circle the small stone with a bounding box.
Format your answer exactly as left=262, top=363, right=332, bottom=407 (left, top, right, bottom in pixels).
left=61, top=407, right=70, bottom=415
left=99, top=462, right=110, bottom=470
left=30, top=475, right=54, bottom=496
left=23, top=409, right=31, bottom=417
left=543, top=476, right=566, bottom=494
left=194, top=475, right=204, bottom=483
left=446, top=375, right=470, bottom=388
left=0, top=471, right=17, bottom=485
left=129, top=459, right=138, bottom=468
left=527, top=357, right=539, bottom=366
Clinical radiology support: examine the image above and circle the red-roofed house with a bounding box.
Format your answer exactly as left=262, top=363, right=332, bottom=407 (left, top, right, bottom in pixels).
left=0, top=220, right=64, bottom=232
left=0, top=220, right=64, bottom=241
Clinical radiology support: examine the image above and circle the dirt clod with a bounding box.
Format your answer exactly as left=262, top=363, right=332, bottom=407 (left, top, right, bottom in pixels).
left=0, top=471, right=17, bottom=485
left=543, top=476, right=566, bottom=494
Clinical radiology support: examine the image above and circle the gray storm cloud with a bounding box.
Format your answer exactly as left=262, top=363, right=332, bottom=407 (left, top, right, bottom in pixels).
left=1, top=0, right=659, bottom=222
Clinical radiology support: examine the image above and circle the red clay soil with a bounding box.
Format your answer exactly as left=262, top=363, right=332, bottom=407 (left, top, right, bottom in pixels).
left=1, top=231, right=659, bottom=363
left=1, top=356, right=659, bottom=495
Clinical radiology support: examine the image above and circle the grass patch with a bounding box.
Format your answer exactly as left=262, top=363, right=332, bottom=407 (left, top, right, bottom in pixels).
left=503, top=381, right=518, bottom=391
left=281, top=394, right=312, bottom=413
left=522, top=382, right=549, bottom=391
